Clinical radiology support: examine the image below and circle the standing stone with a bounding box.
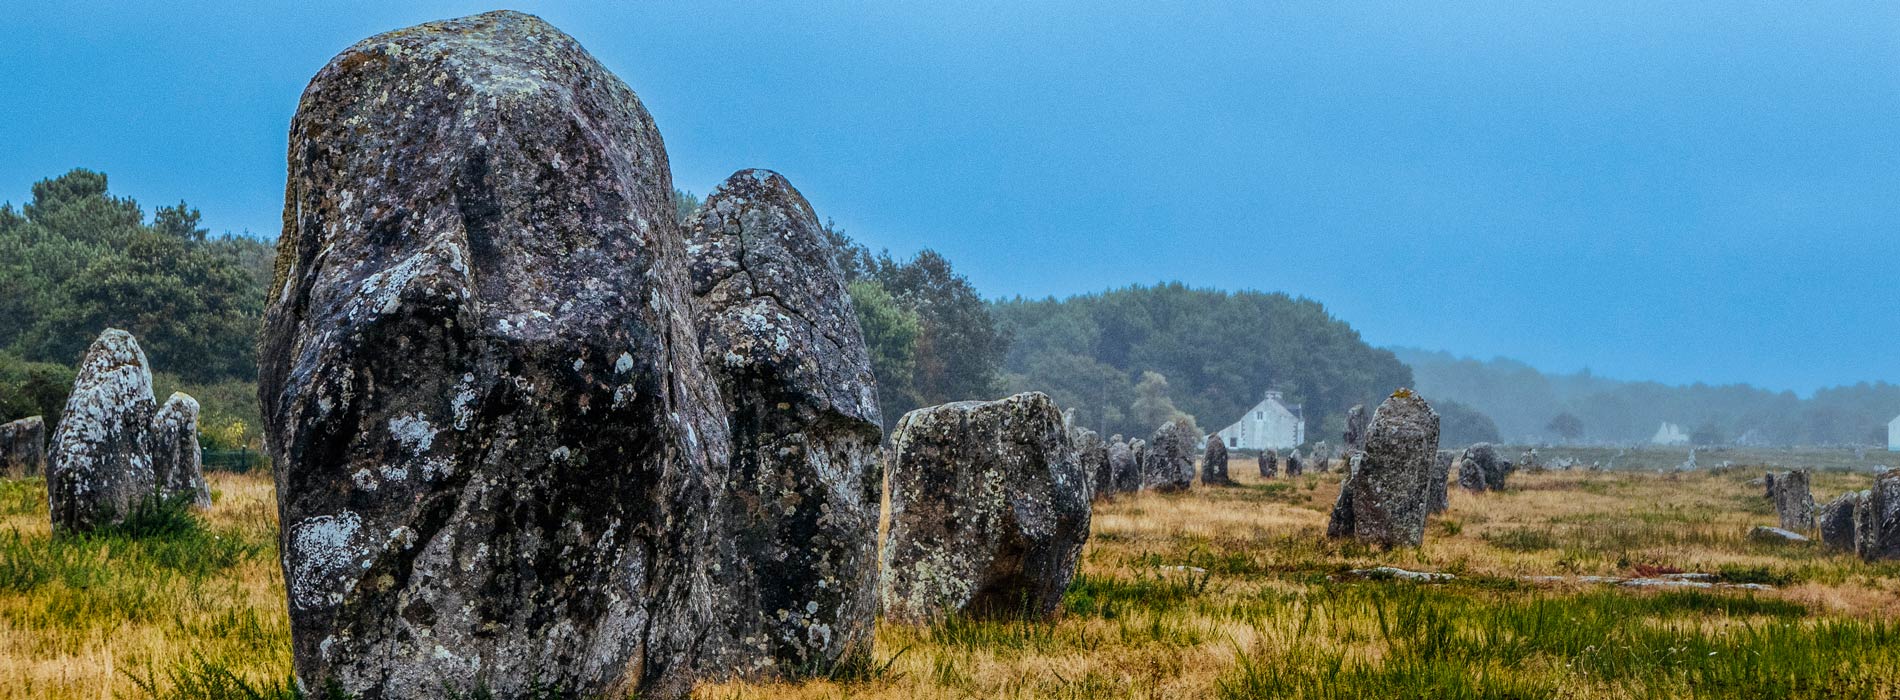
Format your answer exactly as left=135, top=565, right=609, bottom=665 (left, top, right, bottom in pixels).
left=1856, top=470, right=1900, bottom=561
left=1285, top=449, right=1304, bottom=477
left=1427, top=449, right=1455, bottom=514
left=1310, top=441, right=1332, bottom=472
left=1763, top=472, right=1778, bottom=500
left=1107, top=436, right=1140, bottom=496
left=880, top=392, right=1090, bottom=621
left=1769, top=470, right=1816, bottom=532
left=1259, top=449, right=1279, bottom=479
left=260, top=12, right=730, bottom=698
left=1144, top=419, right=1195, bottom=493
left=1343, top=405, right=1368, bottom=453
left=151, top=393, right=211, bottom=509
left=1201, top=434, right=1232, bottom=486
left=0, top=416, right=46, bottom=478
left=1457, top=443, right=1513, bottom=492
left=48, top=329, right=157, bottom=534
left=1069, top=427, right=1108, bottom=501
left=686, top=169, right=883, bottom=676
left=1326, top=390, right=1439, bottom=547
left=1818, top=492, right=1859, bottom=552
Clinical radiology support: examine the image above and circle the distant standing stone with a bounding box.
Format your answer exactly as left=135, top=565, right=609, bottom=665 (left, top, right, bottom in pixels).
left=1285, top=449, right=1304, bottom=477
left=1201, top=435, right=1232, bottom=486
left=1343, top=405, right=1368, bottom=453
left=1326, top=390, right=1440, bottom=547
left=1769, top=470, right=1816, bottom=532
left=1130, top=438, right=1150, bottom=489
left=687, top=168, right=884, bottom=676
left=1857, top=470, right=1900, bottom=561
left=1107, top=436, right=1140, bottom=495
left=1144, top=419, right=1196, bottom=493
left=881, top=392, right=1090, bottom=621
left=1071, top=427, right=1109, bottom=501
left=1428, top=449, right=1455, bottom=514
left=0, top=415, right=45, bottom=478
left=1259, top=449, right=1279, bottom=479
left=1457, top=443, right=1501, bottom=492
left=1818, top=492, right=1859, bottom=552
left=150, top=392, right=210, bottom=509
left=48, top=329, right=157, bottom=534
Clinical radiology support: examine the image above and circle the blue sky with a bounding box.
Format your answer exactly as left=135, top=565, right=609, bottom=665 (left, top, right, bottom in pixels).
left=4, top=1, right=1895, bottom=392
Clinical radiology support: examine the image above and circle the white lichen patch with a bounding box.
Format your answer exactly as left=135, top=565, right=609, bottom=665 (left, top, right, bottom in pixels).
left=389, top=413, right=438, bottom=453
left=289, top=511, right=368, bottom=610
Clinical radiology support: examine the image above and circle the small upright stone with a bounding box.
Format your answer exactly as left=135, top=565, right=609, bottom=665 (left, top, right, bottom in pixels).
left=1768, top=470, right=1816, bottom=532
left=1144, top=419, right=1195, bottom=493
left=151, top=393, right=210, bottom=509
left=687, top=168, right=884, bottom=676
left=1818, top=492, right=1859, bottom=552
left=1129, top=438, right=1150, bottom=488
left=1259, top=449, right=1279, bottom=479
left=881, top=393, right=1090, bottom=621
left=1343, top=405, right=1368, bottom=453
left=1070, top=427, right=1108, bottom=501
left=1326, top=390, right=1439, bottom=547
left=0, top=416, right=46, bottom=478
left=1428, top=449, right=1455, bottom=514
left=1310, top=441, right=1332, bottom=471
left=1285, top=449, right=1304, bottom=477
left=48, top=329, right=157, bottom=534
left=1201, top=434, right=1232, bottom=486
left=1457, top=443, right=1512, bottom=492
left=1106, top=436, right=1140, bottom=496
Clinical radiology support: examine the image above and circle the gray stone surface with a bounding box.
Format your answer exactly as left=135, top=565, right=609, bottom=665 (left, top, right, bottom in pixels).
left=1857, top=471, right=1900, bottom=561
left=686, top=168, right=883, bottom=677
left=48, top=329, right=157, bottom=534
left=1259, top=449, right=1278, bottom=479
left=1427, top=449, right=1454, bottom=514
left=1075, top=427, right=1110, bottom=501
left=260, top=12, right=731, bottom=697
left=1326, top=390, right=1439, bottom=547
left=1129, top=438, right=1149, bottom=488
left=151, top=392, right=210, bottom=509
left=1343, top=404, right=1367, bottom=453
left=1285, top=449, right=1304, bottom=477
left=1768, top=469, right=1816, bottom=532
left=1106, top=436, right=1140, bottom=496
left=1818, top=492, right=1859, bottom=552
left=1143, top=419, right=1195, bottom=493
left=1200, top=434, right=1232, bottom=486
left=1749, top=526, right=1809, bottom=543
left=0, top=415, right=45, bottom=478
left=1457, top=443, right=1511, bottom=492
left=880, top=392, right=1090, bottom=622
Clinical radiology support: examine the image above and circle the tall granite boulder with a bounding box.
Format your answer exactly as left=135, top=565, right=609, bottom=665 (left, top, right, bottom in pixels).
left=1343, top=405, right=1368, bottom=453
left=151, top=392, right=211, bottom=509
left=260, top=12, right=732, bottom=698
left=1201, top=435, right=1232, bottom=486
left=1768, top=470, right=1816, bottom=532
left=1857, top=470, right=1900, bottom=561
left=880, top=392, right=1090, bottom=621
left=1073, top=427, right=1109, bottom=501
left=685, top=169, right=884, bottom=676
left=1285, top=449, right=1304, bottom=477
left=1259, top=449, right=1279, bottom=479
left=48, top=329, right=157, bottom=534
left=1326, top=390, right=1439, bottom=547
left=1427, top=449, right=1455, bottom=514
left=1144, top=419, right=1195, bottom=493
left=0, top=416, right=45, bottom=478
left=1818, top=492, right=1859, bottom=552
left=1457, top=443, right=1512, bottom=492
left=1106, top=437, right=1140, bottom=496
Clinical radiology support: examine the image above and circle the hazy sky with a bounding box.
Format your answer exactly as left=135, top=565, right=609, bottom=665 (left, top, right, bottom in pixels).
left=4, top=2, right=1896, bottom=393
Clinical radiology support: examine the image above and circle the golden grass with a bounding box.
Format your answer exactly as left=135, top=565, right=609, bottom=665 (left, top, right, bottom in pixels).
left=1, top=459, right=1894, bottom=699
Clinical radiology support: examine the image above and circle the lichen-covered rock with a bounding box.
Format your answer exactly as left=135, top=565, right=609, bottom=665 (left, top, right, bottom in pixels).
left=1768, top=470, right=1816, bottom=532
left=1457, top=443, right=1512, bottom=492
left=151, top=392, right=210, bottom=509
left=1106, top=436, right=1140, bottom=495
left=1144, top=419, right=1195, bottom=493
left=1259, top=449, right=1279, bottom=479
left=1343, top=404, right=1368, bottom=453
left=1070, top=427, right=1109, bottom=501
left=1326, top=390, right=1439, bottom=547
left=686, top=169, right=883, bottom=676
left=1285, top=449, right=1304, bottom=477
left=1129, top=438, right=1149, bottom=487
left=1818, top=492, right=1858, bottom=552
left=1763, top=472, right=1778, bottom=500
left=48, top=329, right=156, bottom=534
left=1857, top=471, right=1900, bottom=561
left=1310, top=441, right=1331, bottom=471
left=1427, top=449, right=1454, bottom=514
left=1200, top=435, right=1232, bottom=486
left=0, top=415, right=45, bottom=478
left=260, top=12, right=730, bottom=698
left=880, top=392, right=1090, bottom=622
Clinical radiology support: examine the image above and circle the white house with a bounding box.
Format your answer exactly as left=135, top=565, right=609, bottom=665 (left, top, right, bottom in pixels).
left=1651, top=422, right=1690, bottom=446
left=1216, top=391, right=1305, bottom=451
left=1889, top=414, right=1899, bottom=451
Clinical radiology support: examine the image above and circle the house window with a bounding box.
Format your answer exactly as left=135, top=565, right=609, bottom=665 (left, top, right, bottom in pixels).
left=1229, top=437, right=1238, bottom=447
left=1256, top=411, right=1264, bottom=419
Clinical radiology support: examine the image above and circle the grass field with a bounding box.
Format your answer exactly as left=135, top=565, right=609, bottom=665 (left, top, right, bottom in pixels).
left=2, top=450, right=1896, bottom=699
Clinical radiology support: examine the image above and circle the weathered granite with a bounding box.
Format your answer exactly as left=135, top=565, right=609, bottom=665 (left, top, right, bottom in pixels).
left=1200, top=434, right=1232, bottom=486
left=0, top=415, right=45, bottom=478
left=1143, top=419, right=1195, bottom=493
left=1326, top=390, right=1439, bottom=547
left=48, top=329, right=157, bottom=534
left=151, top=392, right=210, bottom=508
